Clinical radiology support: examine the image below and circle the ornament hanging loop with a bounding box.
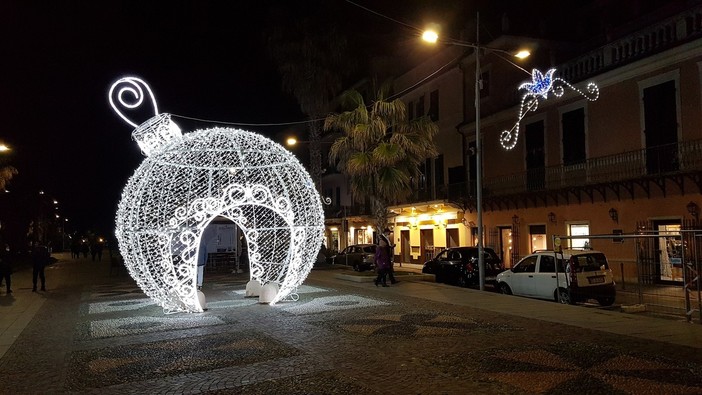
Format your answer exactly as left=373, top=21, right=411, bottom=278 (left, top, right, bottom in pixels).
left=108, top=76, right=159, bottom=128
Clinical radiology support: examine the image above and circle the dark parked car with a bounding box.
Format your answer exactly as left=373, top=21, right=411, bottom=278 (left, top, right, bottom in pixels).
left=328, top=244, right=378, bottom=271
left=422, top=246, right=503, bottom=287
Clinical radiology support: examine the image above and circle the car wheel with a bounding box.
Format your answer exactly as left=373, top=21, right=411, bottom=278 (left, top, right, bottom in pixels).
left=556, top=288, right=573, bottom=304
left=435, top=273, right=444, bottom=283
left=353, top=264, right=360, bottom=272
left=499, top=283, right=512, bottom=295
left=456, top=275, right=468, bottom=288
left=597, top=296, right=615, bottom=306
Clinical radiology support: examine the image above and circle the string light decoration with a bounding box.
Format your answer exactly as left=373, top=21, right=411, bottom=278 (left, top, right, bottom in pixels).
left=109, top=76, right=324, bottom=313
left=500, top=68, right=600, bottom=150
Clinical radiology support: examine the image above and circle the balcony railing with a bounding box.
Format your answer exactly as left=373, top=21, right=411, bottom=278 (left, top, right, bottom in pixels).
left=559, top=4, right=702, bottom=82
left=483, top=140, right=702, bottom=196
left=440, top=140, right=702, bottom=200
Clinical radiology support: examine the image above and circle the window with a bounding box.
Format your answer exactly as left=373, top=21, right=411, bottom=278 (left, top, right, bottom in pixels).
left=416, top=95, right=425, bottom=118
left=525, top=120, right=545, bottom=191
left=429, top=90, right=439, bottom=121
left=515, top=255, right=537, bottom=273
left=562, top=107, right=586, bottom=165
left=539, top=255, right=566, bottom=273
left=529, top=225, right=547, bottom=252
left=568, top=223, right=590, bottom=249
left=434, top=155, right=444, bottom=192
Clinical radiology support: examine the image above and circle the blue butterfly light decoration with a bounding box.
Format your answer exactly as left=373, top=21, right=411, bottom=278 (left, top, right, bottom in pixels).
left=500, top=68, right=599, bottom=150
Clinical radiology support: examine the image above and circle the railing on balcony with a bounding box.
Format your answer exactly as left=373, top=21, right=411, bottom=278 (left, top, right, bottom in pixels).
left=481, top=140, right=702, bottom=196
left=559, top=4, right=702, bottom=82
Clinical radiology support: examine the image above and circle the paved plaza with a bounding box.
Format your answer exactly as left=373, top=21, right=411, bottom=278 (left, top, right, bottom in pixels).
left=1, top=253, right=702, bottom=394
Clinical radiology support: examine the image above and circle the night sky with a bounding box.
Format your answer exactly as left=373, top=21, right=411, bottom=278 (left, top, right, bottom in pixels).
left=0, top=1, right=474, bottom=237
left=3, top=0, right=642, bottom=238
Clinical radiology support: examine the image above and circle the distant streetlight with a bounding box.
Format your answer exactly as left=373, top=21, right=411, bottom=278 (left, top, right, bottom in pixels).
left=422, top=14, right=530, bottom=291
left=286, top=136, right=333, bottom=147
left=0, top=144, right=10, bottom=152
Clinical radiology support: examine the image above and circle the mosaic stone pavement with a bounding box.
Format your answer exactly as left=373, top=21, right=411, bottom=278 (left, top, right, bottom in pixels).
left=433, top=341, right=702, bottom=395
left=2, top=267, right=702, bottom=394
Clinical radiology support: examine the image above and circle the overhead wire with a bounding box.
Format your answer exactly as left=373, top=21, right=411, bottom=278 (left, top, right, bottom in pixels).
left=169, top=1, right=529, bottom=128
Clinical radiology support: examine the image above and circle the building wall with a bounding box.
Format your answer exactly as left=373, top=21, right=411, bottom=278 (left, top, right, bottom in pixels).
left=384, top=4, right=702, bottom=283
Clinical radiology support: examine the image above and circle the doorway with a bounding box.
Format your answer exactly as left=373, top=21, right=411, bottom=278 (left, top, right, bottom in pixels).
left=420, top=228, right=435, bottom=262
left=498, top=226, right=513, bottom=268
left=401, top=230, right=410, bottom=264
left=654, top=221, right=683, bottom=283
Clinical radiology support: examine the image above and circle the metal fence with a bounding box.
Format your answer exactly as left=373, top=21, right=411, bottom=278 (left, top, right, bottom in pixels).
left=553, top=232, right=702, bottom=324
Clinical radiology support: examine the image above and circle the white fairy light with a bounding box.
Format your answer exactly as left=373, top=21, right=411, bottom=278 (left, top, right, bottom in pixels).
left=109, top=76, right=159, bottom=128
left=500, top=68, right=600, bottom=150
left=109, top=76, right=324, bottom=313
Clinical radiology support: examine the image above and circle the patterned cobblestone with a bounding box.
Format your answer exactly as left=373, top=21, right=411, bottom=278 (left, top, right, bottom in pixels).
left=1, top=258, right=702, bottom=394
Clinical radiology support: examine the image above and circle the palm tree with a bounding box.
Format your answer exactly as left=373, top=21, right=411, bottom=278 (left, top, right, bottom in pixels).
left=324, top=85, right=439, bottom=231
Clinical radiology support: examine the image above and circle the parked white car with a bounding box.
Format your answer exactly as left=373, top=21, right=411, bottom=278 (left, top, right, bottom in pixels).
left=496, top=249, right=616, bottom=306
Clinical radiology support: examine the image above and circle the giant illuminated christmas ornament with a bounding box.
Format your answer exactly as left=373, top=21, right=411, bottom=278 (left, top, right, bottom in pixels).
left=500, top=68, right=600, bottom=150
left=109, top=76, right=324, bottom=313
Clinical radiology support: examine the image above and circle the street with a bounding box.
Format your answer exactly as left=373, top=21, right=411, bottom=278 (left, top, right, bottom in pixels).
left=1, top=253, right=701, bottom=394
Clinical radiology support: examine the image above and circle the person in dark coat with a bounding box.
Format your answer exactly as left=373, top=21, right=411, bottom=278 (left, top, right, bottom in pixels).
left=374, top=239, right=391, bottom=287
left=0, top=243, right=12, bottom=294
left=31, top=243, right=49, bottom=292
left=81, top=241, right=89, bottom=258
left=379, top=228, right=398, bottom=284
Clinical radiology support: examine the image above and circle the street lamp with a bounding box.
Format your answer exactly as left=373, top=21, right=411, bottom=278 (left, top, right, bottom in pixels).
left=423, top=13, right=529, bottom=291
left=0, top=144, right=10, bottom=152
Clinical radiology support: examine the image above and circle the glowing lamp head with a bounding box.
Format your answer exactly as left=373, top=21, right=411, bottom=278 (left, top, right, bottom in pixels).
left=515, top=50, right=531, bottom=59
left=286, top=137, right=298, bottom=146
left=422, top=30, right=439, bottom=44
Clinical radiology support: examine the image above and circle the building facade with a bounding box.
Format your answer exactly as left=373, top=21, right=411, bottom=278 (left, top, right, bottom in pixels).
left=384, top=2, right=702, bottom=291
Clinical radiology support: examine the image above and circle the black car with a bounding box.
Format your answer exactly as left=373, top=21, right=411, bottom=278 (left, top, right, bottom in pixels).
left=422, top=246, right=503, bottom=287
left=328, top=244, right=378, bottom=271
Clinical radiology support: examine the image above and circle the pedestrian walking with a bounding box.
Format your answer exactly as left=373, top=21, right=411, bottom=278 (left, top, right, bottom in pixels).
left=379, top=228, right=398, bottom=284
left=81, top=241, right=89, bottom=258
left=71, top=238, right=80, bottom=259
left=0, top=243, right=12, bottom=294
left=374, top=239, right=390, bottom=287
left=90, top=241, right=98, bottom=261
left=31, top=243, right=50, bottom=292
left=96, top=243, right=103, bottom=261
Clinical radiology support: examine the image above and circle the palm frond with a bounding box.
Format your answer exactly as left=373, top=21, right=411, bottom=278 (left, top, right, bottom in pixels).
left=372, top=143, right=403, bottom=167
left=346, top=151, right=374, bottom=176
